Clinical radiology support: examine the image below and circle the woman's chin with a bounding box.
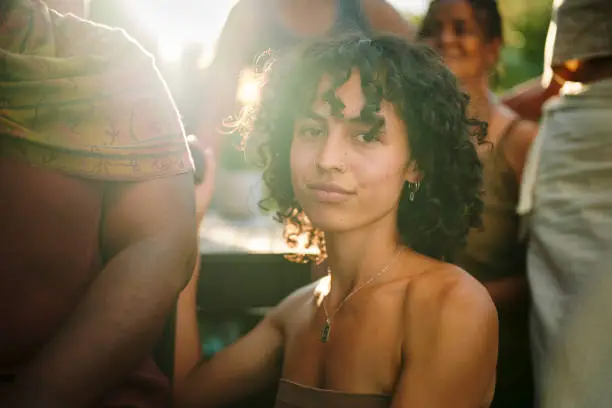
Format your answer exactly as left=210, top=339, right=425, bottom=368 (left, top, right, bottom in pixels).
left=305, top=213, right=353, bottom=234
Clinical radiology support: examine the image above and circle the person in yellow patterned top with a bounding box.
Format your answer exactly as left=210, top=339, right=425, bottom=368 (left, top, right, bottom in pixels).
left=0, top=1, right=202, bottom=407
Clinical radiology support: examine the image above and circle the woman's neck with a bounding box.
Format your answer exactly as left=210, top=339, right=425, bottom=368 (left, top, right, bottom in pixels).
left=460, top=76, right=493, bottom=122
left=324, top=214, right=400, bottom=298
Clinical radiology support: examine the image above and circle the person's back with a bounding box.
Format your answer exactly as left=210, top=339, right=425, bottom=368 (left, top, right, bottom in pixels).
left=518, top=0, right=612, bottom=402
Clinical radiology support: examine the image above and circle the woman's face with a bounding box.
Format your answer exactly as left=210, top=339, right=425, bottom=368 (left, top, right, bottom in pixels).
left=420, top=0, right=499, bottom=82
left=290, top=70, right=420, bottom=234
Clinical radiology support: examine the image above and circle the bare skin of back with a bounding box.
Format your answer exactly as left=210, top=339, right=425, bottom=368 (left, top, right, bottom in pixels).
left=175, top=250, right=498, bottom=408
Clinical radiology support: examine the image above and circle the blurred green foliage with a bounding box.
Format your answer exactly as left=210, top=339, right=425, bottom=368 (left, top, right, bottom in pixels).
left=495, top=0, right=552, bottom=91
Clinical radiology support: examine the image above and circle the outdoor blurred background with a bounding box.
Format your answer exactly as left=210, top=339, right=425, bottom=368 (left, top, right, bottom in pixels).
left=90, top=0, right=552, bottom=93
left=89, top=0, right=554, bottom=254
left=87, top=0, right=553, bottom=358
left=412, top=0, right=552, bottom=92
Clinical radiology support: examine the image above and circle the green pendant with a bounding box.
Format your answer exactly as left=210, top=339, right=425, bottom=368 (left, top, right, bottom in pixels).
left=320, top=319, right=331, bottom=343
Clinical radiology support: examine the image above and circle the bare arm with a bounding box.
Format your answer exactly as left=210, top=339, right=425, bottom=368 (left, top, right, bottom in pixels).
left=502, top=119, right=539, bottom=184
left=392, top=268, right=498, bottom=408
left=174, top=316, right=284, bottom=408
left=4, top=173, right=198, bottom=407
left=173, top=283, right=314, bottom=408
left=174, top=143, right=217, bottom=384
left=174, top=258, right=203, bottom=385
left=362, top=0, right=417, bottom=40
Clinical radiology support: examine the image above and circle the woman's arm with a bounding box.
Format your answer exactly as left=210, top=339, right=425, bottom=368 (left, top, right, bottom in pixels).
left=174, top=258, right=202, bottom=385
left=174, top=314, right=284, bottom=408
left=174, top=283, right=312, bottom=408
left=391, top=267, right=498, bottom=408
left=2, top=174, right=198, bottom=408
left=502, top=118, right=539, bottom=184
left=173, top=141, right=216, bottom=385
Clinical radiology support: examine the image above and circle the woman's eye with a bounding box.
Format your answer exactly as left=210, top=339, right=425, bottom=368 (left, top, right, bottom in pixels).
left=299, top=127, right=324, bottom=138
left=420, top=21, right=441, bottom=39
left=354, top=131, right=379, bottom=143
left=453, top=19, right=467, bottom=37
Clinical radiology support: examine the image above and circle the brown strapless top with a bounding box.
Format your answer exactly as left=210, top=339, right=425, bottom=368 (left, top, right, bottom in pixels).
left=274, top=379, right=391, bottom=408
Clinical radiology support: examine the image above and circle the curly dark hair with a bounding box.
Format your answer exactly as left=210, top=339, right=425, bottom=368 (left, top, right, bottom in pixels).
left=239, top=33, right=486, bottom=263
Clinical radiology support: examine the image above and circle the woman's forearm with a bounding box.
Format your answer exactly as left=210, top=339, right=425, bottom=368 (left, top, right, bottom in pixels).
left=174, top=254, right=202, bottom=385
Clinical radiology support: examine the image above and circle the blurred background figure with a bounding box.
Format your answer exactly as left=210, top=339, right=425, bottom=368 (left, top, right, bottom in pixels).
left=418, top=1, right=538, bottom=406
left=543, top=255, right=612, bottom=408
left=189, top=0, right=417, bottom=156
left=518, top=0, right=612, bottom=405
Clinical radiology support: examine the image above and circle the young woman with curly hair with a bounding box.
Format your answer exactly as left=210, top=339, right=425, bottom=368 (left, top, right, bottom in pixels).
left=176, top=33, right=498, bottom=408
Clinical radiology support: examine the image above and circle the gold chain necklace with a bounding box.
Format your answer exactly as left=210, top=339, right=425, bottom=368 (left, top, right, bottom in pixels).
left=320, top=247, right=403, bottom=343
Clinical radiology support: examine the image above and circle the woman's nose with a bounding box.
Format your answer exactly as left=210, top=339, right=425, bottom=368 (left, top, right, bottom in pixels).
left=439, top=26, right=457, bottom=48
left=315, top=129, right=348, bottom=174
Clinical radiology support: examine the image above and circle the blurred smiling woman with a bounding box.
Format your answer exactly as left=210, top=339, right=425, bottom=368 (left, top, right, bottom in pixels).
left=419, top=1, right=539, bottom=407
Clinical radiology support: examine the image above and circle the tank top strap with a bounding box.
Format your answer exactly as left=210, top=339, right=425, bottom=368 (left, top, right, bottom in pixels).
left=334, top=0, right=371, bottom=34
left=489, top=116, right=522, bottom=196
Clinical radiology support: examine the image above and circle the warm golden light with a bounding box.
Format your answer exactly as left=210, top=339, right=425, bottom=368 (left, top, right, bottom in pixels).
left=157, top=36, right=184, bottom=64
left=236, top=68, right=261, bottom=105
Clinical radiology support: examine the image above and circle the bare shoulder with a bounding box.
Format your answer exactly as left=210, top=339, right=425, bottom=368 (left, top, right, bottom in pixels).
left=361, top=0, right=416, bottom=40
left=498, top=104, right=539, bottom=145
left=495, top=105, right=539, bottom=178
left=405, top=261, right=497, bottom=329
left=397, top=261, right=498, bottom=407
left=505, top=119, right=539, bottom=179
left=509, top=117, right=539, bottom=147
